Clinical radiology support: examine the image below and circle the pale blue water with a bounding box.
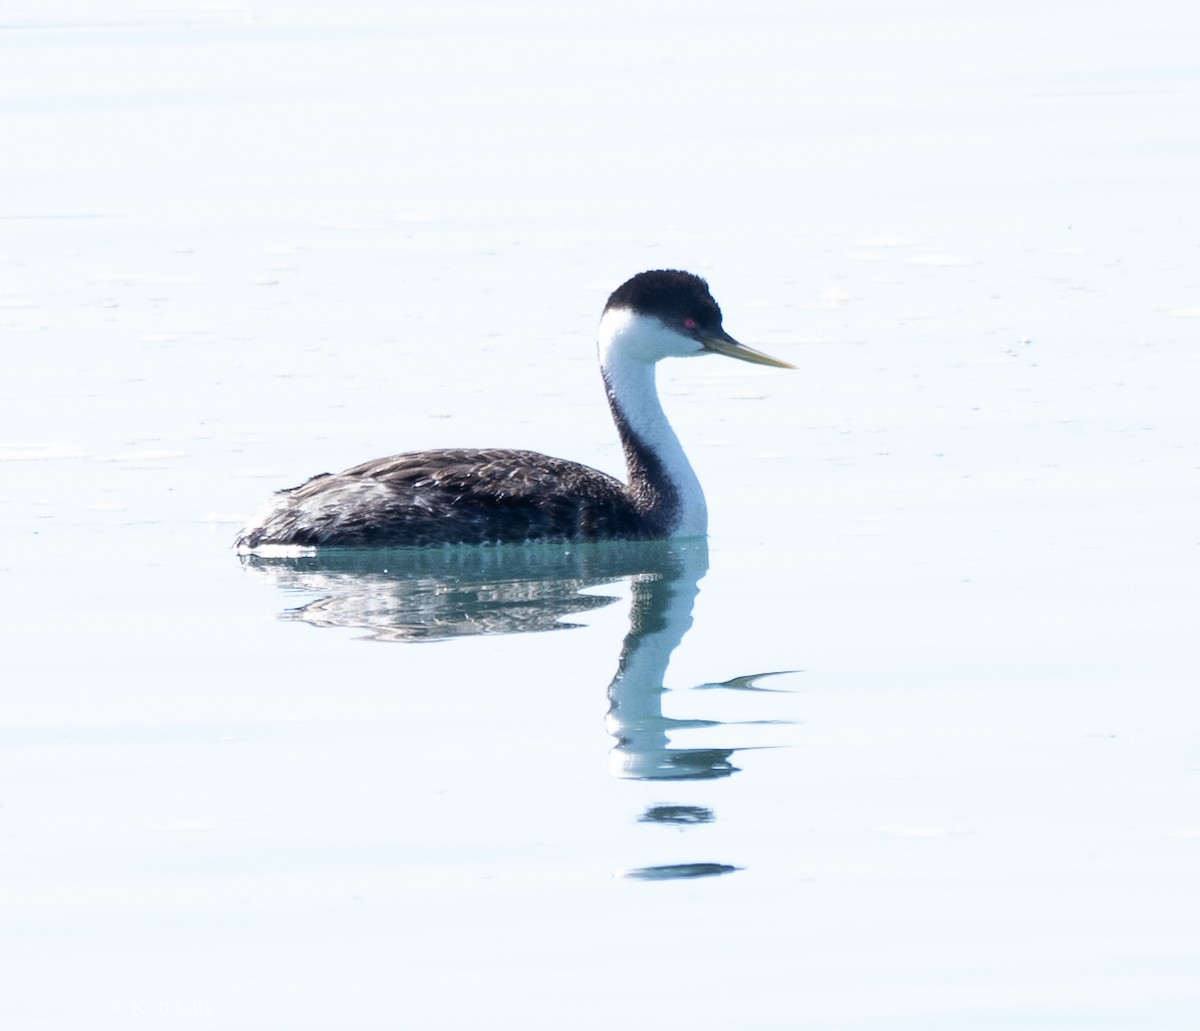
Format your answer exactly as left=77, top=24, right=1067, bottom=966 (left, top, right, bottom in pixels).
left=3, top=3, right=1199, bottom=1028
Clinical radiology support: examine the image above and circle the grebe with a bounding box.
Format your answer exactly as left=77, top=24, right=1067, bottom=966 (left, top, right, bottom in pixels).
left=235, top=269, right=792, bottom=552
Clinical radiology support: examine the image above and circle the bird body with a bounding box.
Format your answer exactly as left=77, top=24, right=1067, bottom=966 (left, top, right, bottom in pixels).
left=236, top=270, right=791, bottom=553
left=240, top=448, right=645, bottom=549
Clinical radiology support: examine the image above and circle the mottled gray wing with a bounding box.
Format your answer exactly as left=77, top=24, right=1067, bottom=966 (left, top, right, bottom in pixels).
left=238, top=448, right=643, bottom=548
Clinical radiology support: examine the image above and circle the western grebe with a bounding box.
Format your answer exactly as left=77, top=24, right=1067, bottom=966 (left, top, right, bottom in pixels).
left=235, top=269, right=792, bottom=552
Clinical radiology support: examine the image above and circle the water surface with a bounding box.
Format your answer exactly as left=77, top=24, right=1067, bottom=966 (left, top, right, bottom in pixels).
left=2, top=3, right=1198, bottom=1028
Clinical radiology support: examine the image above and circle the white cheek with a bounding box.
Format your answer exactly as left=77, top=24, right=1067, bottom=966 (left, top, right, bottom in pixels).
left=649, top=320, right=707, bottom=359
left=598, top=308, right=705, bottom=363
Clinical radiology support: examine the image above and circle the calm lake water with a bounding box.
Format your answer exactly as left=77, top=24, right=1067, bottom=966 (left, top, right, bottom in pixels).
left=3, top=2, right=1198, bottom=1028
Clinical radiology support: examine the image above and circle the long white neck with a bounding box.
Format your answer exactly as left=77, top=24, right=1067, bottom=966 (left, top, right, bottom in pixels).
left=597, top=308, right=708, bottom=538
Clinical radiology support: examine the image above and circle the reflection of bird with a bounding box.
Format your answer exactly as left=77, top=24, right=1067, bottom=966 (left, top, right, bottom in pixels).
left=238, top=539, right=689, bottom=642
left=236, top=270, right=792, bottom=552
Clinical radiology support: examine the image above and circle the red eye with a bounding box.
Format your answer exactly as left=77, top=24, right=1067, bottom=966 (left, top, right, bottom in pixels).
left=683, top=318, right=698, bottom=330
